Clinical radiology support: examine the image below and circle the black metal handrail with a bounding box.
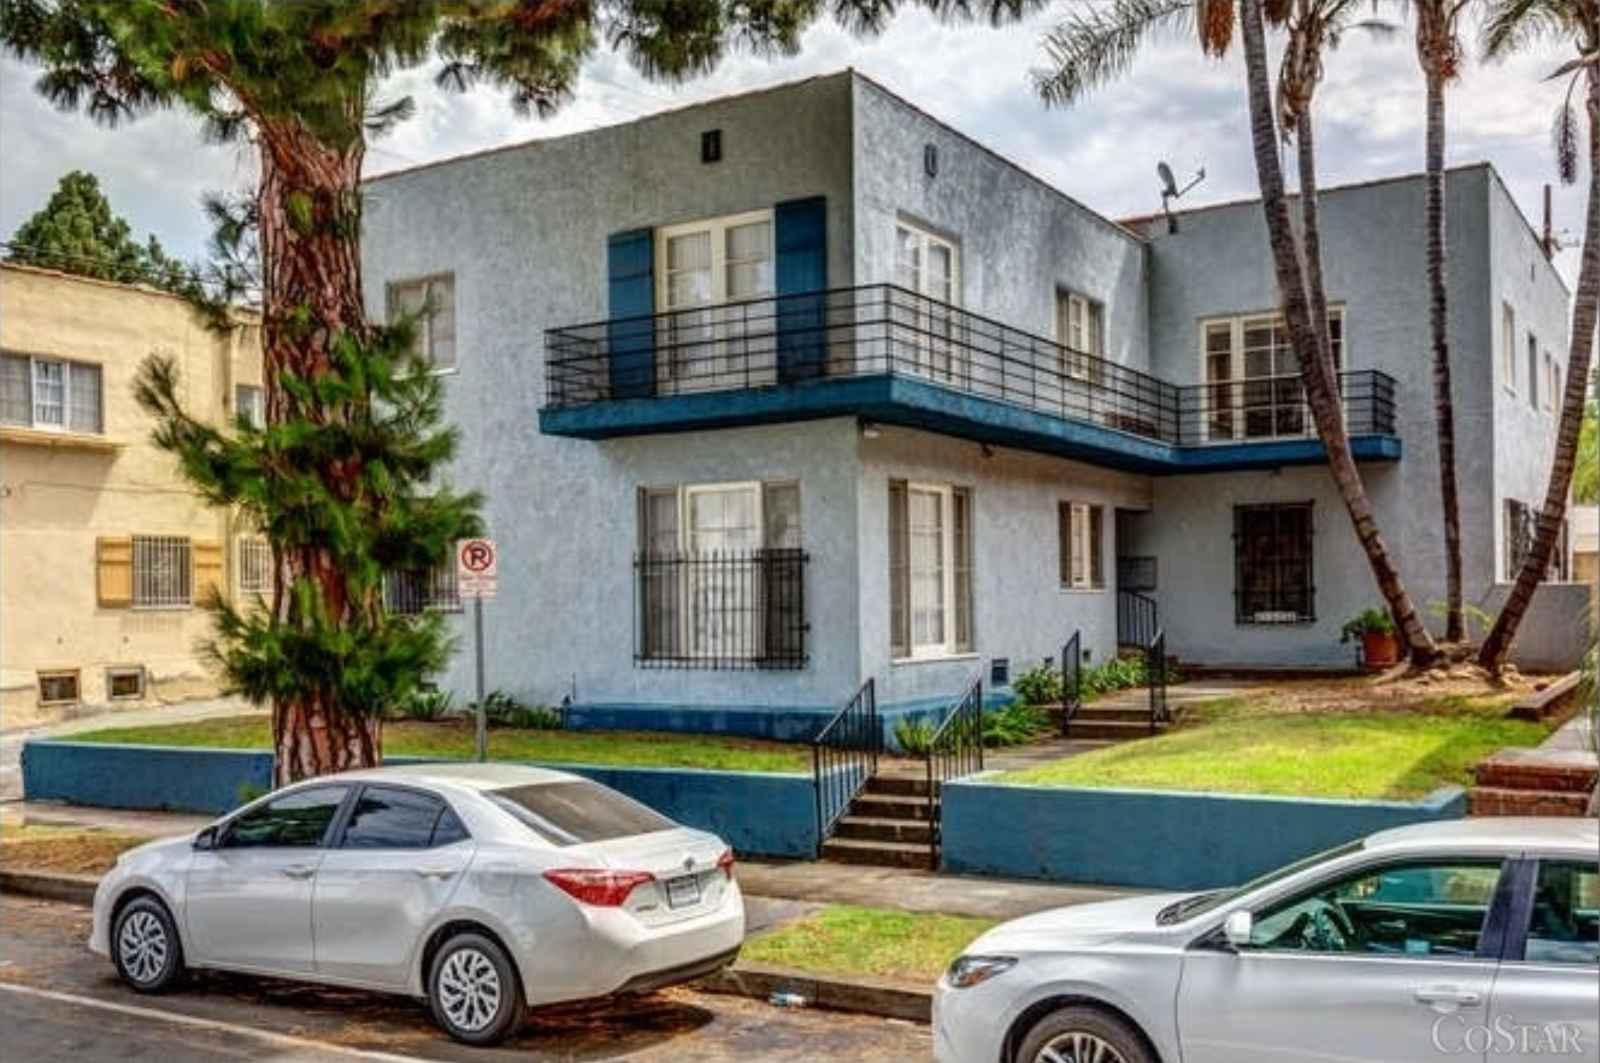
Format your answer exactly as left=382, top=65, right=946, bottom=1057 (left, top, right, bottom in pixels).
left=1117, top=589, right=1158, bottom=651
left=1148, top=630, right=1170, bottom=734
left=634, top=549, right=808, bottom=671
left=543, top=283, right=1398, bottom=449
left=812, top=677, right=878, bottom=855
left=924, top=674, right=984, bottom=869
left=1061, top=631, right=1082, bottom=736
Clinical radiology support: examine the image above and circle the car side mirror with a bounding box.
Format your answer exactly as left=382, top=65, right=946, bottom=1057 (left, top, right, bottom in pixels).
left=193, top=826, right=218, bottom=851
left=1224, top=910, right=1254, bottom=949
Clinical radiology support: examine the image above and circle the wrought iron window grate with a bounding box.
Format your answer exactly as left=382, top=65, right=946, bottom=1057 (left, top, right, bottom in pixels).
left=634, top=549, right=808, bottom=670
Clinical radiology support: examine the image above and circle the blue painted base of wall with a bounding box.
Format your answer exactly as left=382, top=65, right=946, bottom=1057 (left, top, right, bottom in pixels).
left=939, top=778, right=1467, bottom=890
left=21, top=741, right=819, bottom=859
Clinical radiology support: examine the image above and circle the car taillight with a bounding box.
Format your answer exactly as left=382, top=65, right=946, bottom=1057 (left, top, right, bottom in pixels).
left=717, top=849, right=735, bottom=880
left=542, top=868, right=654, bottom=907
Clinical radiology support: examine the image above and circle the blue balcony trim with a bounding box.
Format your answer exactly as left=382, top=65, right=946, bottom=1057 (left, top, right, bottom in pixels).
left=538, top=373, right=1402, bottom=473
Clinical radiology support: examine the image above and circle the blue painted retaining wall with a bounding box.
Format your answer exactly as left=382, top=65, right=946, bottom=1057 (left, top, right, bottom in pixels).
left=21, top=741, right=818, bottom=858
left=940, top=778, right=1468, bottom=890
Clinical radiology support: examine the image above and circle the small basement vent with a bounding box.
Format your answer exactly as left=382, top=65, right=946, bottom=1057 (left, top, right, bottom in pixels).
left=107, top=667, right=145, bottom=700
left=38, top=670, right=80, bottom=706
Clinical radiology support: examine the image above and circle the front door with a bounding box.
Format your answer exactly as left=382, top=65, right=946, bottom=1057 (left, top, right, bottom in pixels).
left=312, top=784, right=476, bottom=988
left=184, top=783, right=350, bottom=975
left=1178, top=858, right=1506, bottom=1063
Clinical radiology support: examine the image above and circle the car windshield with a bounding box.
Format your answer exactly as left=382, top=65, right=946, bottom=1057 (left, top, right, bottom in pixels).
left=1157, top=840, right=1366, bottom=924
left=486, top=780, right=677, bottom=847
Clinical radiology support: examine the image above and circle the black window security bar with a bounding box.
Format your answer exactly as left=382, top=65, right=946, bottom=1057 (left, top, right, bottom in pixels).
left=634, top=549, right=808, bottom=670
left=1117, top=555, right=1158, bottom=591
left=544, top=283, right=1397, bottom=448
left=1233, top=502, right=1316, bottom=624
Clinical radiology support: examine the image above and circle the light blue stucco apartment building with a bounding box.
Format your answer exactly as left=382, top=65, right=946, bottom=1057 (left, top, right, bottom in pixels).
left=361, top=70, right=1589, bottom=736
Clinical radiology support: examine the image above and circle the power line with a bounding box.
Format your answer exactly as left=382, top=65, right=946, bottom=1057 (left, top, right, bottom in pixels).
left=1, top=241, right=261, bottom=300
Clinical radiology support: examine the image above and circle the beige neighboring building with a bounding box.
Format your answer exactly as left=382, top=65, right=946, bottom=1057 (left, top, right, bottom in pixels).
left=1, top=262, right=264, bottom=726
left=1575, top=505, right=1598, bottom=587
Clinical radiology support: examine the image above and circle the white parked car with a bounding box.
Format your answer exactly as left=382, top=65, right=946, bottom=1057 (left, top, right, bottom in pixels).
left=935, top=817, right=1599, bottom=1063
left=91, top=763, right=745, bottom=1045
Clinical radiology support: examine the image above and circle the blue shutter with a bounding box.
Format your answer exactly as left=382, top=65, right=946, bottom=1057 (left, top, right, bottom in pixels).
left=774, top=197, right=828, bottom=384
left=607, top=228, right=655, bottom=399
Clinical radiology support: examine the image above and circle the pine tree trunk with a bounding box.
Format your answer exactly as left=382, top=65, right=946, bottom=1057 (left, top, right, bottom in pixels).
left=1478, top=70, right=1600, bottom=672
left=255, top=117, right=385, bottom=786
left=1239, top=0, right=1438, bottom=663
left=1424, top=69, right=1465, bottom=643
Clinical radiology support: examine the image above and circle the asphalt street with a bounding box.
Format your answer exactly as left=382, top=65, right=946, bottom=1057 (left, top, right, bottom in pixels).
left=0, top=895, right=932, bottom=1062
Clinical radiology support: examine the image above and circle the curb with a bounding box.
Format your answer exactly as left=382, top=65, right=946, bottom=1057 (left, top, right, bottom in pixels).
left=2, top=870, right=934, bottom=1025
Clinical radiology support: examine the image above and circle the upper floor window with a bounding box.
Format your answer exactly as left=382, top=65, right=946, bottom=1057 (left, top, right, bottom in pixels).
left=1544, top=352, right=1560, bottom=412
left=237, top=535, right=273, bottom=594
left=235, top=384, right=265, bottom=429
left=1234, top=502, right=1314, bottom=623
left=0, top=352, right=102, bottom=434
left=889, top=479, right=973, bottom=659
left=387, top=274, right=457, bottom=372
left=655, top=210, right=774, bottom=391
left=1528, top=333, right=1540, bottom=409
left=1201, top=311, right=1342, bottom=442
left=1056, top=290, right=1105, bottom=383
left=1059, top=501, right=1105, bottom=590
left=895, top=222, right=958, bottom=305
left=1502, top=303, right=1517, bottom=392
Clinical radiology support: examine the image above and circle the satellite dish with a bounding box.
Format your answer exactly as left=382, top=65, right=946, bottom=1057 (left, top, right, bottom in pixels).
left=1157, top=161, right=1179, bottom=199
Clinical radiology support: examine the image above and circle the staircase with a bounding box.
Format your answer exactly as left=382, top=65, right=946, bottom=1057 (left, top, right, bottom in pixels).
left=1062, top=700, right=1171, bottom=741
left=1469, top=747, right=1598, bottom=817
left=820, top=773, right=935, bottom=869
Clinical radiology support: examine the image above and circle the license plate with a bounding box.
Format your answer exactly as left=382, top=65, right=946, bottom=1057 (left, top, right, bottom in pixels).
left=664, top=874, right=702, bottom=909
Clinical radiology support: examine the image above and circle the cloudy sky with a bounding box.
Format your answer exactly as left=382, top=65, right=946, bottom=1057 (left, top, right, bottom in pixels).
left=0, top=7, right=1580, bottom=282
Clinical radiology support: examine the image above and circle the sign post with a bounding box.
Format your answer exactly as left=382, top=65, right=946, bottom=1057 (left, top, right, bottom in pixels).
left=455, top=538, right=498, bottom=762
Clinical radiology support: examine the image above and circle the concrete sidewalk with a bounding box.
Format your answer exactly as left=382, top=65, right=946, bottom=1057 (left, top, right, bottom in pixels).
left=8, top=800, right=1132, bottom=922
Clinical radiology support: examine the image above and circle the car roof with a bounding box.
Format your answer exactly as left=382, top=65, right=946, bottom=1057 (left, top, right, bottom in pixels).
left=1363, top=816, right=1598, bottom=856
left=329, top=761, right=584, bottom=792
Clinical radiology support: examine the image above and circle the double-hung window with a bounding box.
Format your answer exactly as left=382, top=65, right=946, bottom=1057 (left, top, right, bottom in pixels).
left=235, top=384, right=265, bottom=429
left=1055, top=290, right=1105, bottom=384
left=889, top=480, right=973, bottom=658
left=1201, top=312, right=1342, bottom=441
left=636, top=481, right=805, bottom=668
left=1234, top=503, right=1314, bottom=623
left=132, top=536, right=192, bottom=610
left=1544, top=352, right=1560, bottom=412
left=892, top=221, right=960, bottom=382
left=655, top=210, right=775, bottom=392
left=387, top=274, right=457, bottom=371
left=0, top=352, right=102, bottom=433
left=237, top=535, right=273, bottom=594
left=1058, top=501, right=1105, bottom=590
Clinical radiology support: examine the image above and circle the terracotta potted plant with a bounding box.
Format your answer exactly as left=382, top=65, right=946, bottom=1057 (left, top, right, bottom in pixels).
left=1341, top=607, right=1400, bottom=670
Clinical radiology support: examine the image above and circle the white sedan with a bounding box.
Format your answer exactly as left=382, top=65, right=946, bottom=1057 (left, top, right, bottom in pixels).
left=90, top=762, right=745, bottom=1045
left=935, top=817, right=1599, bottom=1063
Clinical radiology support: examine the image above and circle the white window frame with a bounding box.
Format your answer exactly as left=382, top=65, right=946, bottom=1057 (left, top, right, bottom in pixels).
left=906, top=481, right=958, bottom=659
left=1198, top=308, right=1344, bottom=443
left=1544, top=352, right=1559, bottom=412
left=1061, top=501, right=1105, bottom=591
left=1, top=353, right=103, bottom=434
left=237, top=535, right=273, bottom=594
left=387, top=274, right=457, bottom=373
left=235, top=384, right=265, bottom=429
left=1055, top=290, right=1105, bottom=382
left=894, top=221, right=962, bottom=383
left=1502, top=303, right=1517, bottom=394
left=1528, top=333, right=1540, bottom=409
left=654, top=209, right=776, bottom=392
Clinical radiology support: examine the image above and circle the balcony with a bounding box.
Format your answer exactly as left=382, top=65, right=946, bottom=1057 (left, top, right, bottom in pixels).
left=539, top=284, right=1400, bottom=474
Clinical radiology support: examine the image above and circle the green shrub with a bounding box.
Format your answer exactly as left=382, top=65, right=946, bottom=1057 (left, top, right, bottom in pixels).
left=1012, top=665, right=1062, bottom=707
left=1340, top=607, right=1397, bottom=643
left=981, top=702, right=1052, bottom=747
left=470, top=690, right=563, bottom=730
left=893, top=717, right=937, bottom=755
left=395, top=686, right=453, bottom=721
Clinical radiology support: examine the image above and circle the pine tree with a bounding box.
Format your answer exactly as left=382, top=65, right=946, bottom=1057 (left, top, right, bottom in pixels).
left=1, top=0, right=1040, bottom=783
left=6, top=169, right=193, bottom=293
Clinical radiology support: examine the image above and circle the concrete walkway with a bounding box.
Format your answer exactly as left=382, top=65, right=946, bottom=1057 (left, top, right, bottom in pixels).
left=1, top=696, right=264, bottom=802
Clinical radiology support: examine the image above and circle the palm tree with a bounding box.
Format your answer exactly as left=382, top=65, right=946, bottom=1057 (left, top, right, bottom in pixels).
left=1035, top=0, right=1442, bottom=662
left=1412, top=0, right=1474, bottom=642
left=1475, top=0, right=1600, bottom=671
left=1576, top=368, right=1597, bottom=503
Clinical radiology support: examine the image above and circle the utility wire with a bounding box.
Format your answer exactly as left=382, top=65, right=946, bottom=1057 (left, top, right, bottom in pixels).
left=1, top=241, right=262, bottom=300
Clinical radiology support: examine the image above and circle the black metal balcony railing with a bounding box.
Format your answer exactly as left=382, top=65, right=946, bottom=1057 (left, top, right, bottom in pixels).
left=634, top=549, right=808, bottom=670
left=544, top=283, right=1398, bottom=449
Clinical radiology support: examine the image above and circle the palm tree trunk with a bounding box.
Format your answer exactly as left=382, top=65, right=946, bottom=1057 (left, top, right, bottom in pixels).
left=1424, top=70, right=1465, bottom=643
left=1296, top=115, right=1339, bottom=391
left=1238, top=0, right=1439, bottom=663
left=1478, top=71, right=1600, bottom=672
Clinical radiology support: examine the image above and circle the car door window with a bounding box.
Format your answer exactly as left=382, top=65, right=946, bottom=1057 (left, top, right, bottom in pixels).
left=340, top=786, right=467, bottom=850
left=1249, top=860, right=1502, bottom=958
left=1525, top=860, right=1600, bottom=965
left=223, top=785, right=348, bottom=849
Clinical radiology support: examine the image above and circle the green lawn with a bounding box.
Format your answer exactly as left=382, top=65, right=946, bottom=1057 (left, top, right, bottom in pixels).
left=741, top=904, right=998, bottom=983
left=68, top=715, right=811, bottom=774
left=1002, top=696, right=1553, bottom=800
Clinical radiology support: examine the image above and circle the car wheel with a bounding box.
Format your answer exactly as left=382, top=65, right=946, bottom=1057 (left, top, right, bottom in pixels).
left=427, top=932, right=524, bottom=1047
left=1016, top=1005, right=1153, bottom=1063
left=112, top=896, right=185, bottom=993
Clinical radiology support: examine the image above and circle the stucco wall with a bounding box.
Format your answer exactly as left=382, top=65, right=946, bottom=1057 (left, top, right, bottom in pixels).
left=857, top=426, right=1151, bottom=702
left=850, top=76, right=1149, bottom=375
left=0, top=265, right=261, bottom=722
left=360, top=74, right=860, bottom=711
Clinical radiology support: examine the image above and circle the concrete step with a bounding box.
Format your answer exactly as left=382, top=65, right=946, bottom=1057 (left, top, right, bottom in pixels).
left=1065, top=718, right=1166, bottom=741
left=1474, top=759, right=1598, bottom=794
left=1468, top=786, right=1593, bottom=817
left=849, top=792, right=933, bottom=821
left=863, top=774, right=932, bottom=798
left=1071, top=704, right=1155, bottom=723
left=820, top=837, right=933, bottom=870
left=832, top=815, right=935, bottom=845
